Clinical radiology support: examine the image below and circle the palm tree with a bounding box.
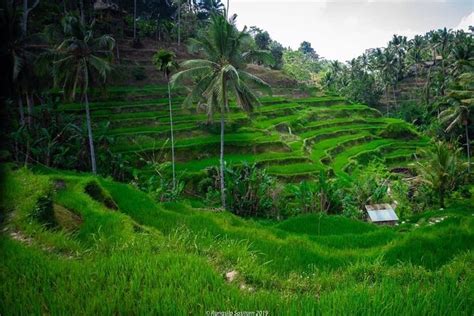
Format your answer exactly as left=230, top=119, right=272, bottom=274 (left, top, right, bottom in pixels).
left=374, top=48, right=397, bottom=112
left=449, top=37, right=473, bottom=78
left=414, top=141, right=465, bottom=208
left=197, top=0, right=224, bottom=19
left=388, top=34, right=407, bottom=83
left=407, top=35, right=425, bottom=83
left=439, top=72, right=473, bottom=173
left=133, top=0, right=137, bottom=41
left=171, top=13, right=272, bottom=209
left=152, top=49, right=179, bottom=189
left=53, top=14, right=115, bottom=174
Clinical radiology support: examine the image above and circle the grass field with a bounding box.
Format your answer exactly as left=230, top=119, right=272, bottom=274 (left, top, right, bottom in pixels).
left=1, top=167, right=472, bottom=314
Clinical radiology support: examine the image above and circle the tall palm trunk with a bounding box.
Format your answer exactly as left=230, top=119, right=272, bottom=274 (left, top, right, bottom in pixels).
left=220, top=85, right=227, bottom=209
left=26, top=92, right=33, bottom=127
left=18, top=95, right=25, bottom=126
left=79, top=0, right=85, bottom=23
left=167, top=75, right=176, bottom=189
left=466, top=123, right=471, bottom=173
left=226, top=0, right=229, bottom=18
left=133, top=0, right=137, bottom=41
left=425, top=66, right=432, bottom=105
left=177, top=1, right=181, bottom=46
left=84, top=68, right=97, bottom=174
left=84, top=92, right=97, bottom=174
left=439, top=186, right=445, bottom=209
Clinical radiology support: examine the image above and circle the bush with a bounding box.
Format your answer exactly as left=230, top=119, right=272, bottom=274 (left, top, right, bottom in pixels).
left=131, top=164, right=184, bottom=203
left=201, top=163, right=277, bottom=218
left=378, top=122, right=419, bottom=139
left=31, top=194, right=56, bottom=228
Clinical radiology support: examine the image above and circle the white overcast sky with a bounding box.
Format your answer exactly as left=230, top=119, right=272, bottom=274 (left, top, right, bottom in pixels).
left=228, top=0, right=474, bottom=61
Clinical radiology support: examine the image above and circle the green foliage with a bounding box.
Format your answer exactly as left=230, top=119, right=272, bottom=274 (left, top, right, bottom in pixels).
left=413, top=141, right=467, bottom=208
left=269, top=41, right=284, bottom=70
left=202, top=163, right=277, bottom=217
left=379, top=122, right=419, bottom=139
left=336, top=162, right=392, bottom=218
left=8, top=101, right=83, bottom=169
left=289, top=180, right=319, bottom=214
left=152, top=49, right=178, bottom=78
left=31, top=194, right=56, bottom=228
left=282, top=50, right=320, bottom=84
left=298, top=41, right=318, bottom=60
left=254, top=30, right=271, bottom=50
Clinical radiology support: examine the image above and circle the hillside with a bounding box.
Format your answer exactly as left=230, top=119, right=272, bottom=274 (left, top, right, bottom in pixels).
left=1, top=166, right=473, bottom=314
left=60, top=85, right=428, bottom=185
left=112, top=38, right=299, bottom=89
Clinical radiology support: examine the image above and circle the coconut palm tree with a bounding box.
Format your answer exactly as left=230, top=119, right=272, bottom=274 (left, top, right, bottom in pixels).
left=449, top=37, right=474, bottom=78
left=414, top=141, right=465, bottom=208
left=388, top=34, right=407, bottom=83
left=407, top=35, right=425, bottom=83
left=53, top=14, right=115, bottom=174
left=374, top=48, right=397, bottom=112
left=171, top=13, right=273, bottom=209
left=152, top=49, right=179, bottom=189
left=439, top=72, right=473, bottom=173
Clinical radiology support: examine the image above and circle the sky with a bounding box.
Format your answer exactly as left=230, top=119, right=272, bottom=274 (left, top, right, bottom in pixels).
left=228, top=0, right=474, bottom=61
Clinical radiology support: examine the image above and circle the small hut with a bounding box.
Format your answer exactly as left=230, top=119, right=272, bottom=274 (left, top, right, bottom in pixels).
left=365, top=203, right=399, bottom=225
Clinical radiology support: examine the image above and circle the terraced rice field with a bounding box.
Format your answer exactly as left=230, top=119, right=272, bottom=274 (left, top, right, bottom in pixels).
left=65, top=85, right=428, bottom=180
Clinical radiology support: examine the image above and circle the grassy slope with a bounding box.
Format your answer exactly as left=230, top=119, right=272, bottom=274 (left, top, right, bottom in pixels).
left=1, top=167, right=473, bottom=314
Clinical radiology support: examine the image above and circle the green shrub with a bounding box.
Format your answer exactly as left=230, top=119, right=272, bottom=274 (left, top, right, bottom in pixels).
left=31, top=194, right=56, bottom=228
left=378, top=122, right=419, bottom=139
left=202, top=163, right=277, bottom=218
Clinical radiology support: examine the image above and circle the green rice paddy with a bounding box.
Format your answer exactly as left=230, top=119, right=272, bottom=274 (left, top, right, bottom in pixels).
left=57, top=84, right=428, bottom=181
left=1, top=167, right=472, bottom=314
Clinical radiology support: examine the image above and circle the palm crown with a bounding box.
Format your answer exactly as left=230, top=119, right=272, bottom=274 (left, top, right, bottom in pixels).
left=53, top=14, right=115, bottom=100
left=171, top=13, right=273, bottom=118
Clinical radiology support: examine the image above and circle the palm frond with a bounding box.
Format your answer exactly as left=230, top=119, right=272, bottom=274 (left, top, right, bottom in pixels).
left=170, top=66, right=212, bottom=88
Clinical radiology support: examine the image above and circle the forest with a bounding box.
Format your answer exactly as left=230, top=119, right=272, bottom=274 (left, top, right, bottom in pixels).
left=0, top=0, right=473, bottom=314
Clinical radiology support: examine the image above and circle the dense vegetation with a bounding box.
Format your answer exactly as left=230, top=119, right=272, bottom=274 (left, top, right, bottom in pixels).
left=0, top=0, right=472, bottom=314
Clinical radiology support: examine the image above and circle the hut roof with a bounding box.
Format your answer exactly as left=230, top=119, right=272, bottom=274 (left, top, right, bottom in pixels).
left=365, top=203, right=399, bottom=222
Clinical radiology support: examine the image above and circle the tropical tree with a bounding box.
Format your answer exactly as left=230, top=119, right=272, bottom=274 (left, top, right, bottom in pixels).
left=439, top=72, right=473, bottom=172
left=171, top=13, right=273, bottom=209
left=299, top=41, right=318, bottom=60
left=373, top=47, right=397, bottom=111
left=388, top=34, right=407, bottom=82
left=407, top=35, right=425, bottom=83
left=197, top=0, right=224, bottom=19
left=152, top=49, right=179, bottom=189
left=53, top=14, right=115, bottom=174
left=414, top=141, right=466, bottom=208
left=449, top=34, right=473, bottom=78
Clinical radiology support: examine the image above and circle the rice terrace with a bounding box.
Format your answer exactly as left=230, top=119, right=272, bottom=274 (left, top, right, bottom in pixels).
left=0, top=0, right=473, bottom=315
